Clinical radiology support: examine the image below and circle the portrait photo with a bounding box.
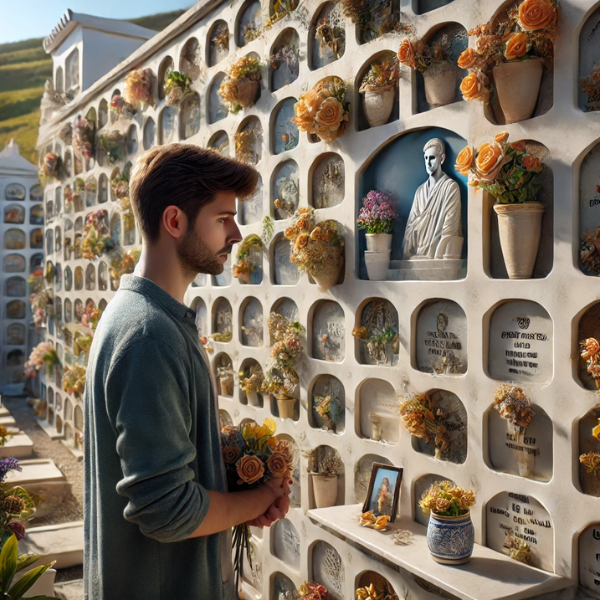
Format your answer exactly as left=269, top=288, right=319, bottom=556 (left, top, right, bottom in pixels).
left=363, top=463, right=403, bottom=522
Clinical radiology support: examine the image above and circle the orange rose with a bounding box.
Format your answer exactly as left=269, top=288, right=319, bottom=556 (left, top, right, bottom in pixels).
left=457, top=48, right=477, bottom=70
left=511, top=141, right=526, bottom=152
left=475, top=141, right=505, bottom=182
left=504, top=32, right=529, bottom=61
left=494, top=131, right=509, bottom=144
left=460, top=71, right=490, bottom=102
left=223, top=446, right=241, bottom=464
left=295, top=233, right=309, bottom=249
left=454, top=146, right=474, bottom=175
left=397, top=39, right=416, bottom=68
left=291, top=89, right=319, bottom=134
left=267, top=453, right=289, bottom=478
left=284, top=227, right=296, bottom=240
left=314, top=96, right=345, bottom=140
left=296, top=218, right=307, bottom=229
left=522, top=155, right=543, bottom=171
left=236, top=455, right=265, bottom=485
left=518, top=0, right=555, bottom=32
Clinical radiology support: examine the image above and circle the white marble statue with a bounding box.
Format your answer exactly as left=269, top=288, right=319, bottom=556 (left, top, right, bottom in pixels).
left=402, top=138, right=463, bottom=260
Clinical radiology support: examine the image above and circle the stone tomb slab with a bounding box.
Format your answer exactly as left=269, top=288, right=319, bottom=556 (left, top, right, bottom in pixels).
left=488, top=301, right=552, bottom=384
left=359, top=379, right=400, bottom=444
left=272, top=518, right=301, bottom=571
left=312, top=301, right=345, bottom=362
left=0, top=433, right=34, bottom=458
left=0, top=416, right=17, bottom=427
left=578, top=523, right=600, bottom=598
left=20, top=521, right=83, bottom=569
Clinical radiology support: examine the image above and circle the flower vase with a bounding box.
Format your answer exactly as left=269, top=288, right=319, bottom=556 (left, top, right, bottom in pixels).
left=492, top=58, right=544, bottom=124
left=277, top=396, right=296, bottom=419
left=427, top=512, right=474, bottom=565
left=362, top=86, right=395, bottom=127
left=369, top=413, right=382, bottom=441
left=247, top=390, right=261, bottom=407
left=366, top=233, right=392, bottom=252
left=364, top=251, right=390, bottom=281
left=237, top=270, right=252, bottom=285
left=312, top=474, right=338, bottom=508
left=310, top=259, right=342, bottom=292
left=236, top=79, right=260, bottom=108
left=220, top=377, right=233, bottom=397
left=423, top=62, right=460, bottom=107
left=493, top=202, right=545, bottom=279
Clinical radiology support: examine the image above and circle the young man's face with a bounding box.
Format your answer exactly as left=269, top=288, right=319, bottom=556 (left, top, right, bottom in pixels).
left=177, top=190, right=242, bottom=276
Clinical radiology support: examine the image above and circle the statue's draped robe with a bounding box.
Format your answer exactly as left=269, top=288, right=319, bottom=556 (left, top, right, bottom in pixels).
left=402, top=173, right=462, bottom=259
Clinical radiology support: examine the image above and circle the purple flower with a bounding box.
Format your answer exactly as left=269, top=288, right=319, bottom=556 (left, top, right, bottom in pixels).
left=0, top=458, right=21, bottom=482
left=357, top=190, right=398, bottom=234
left=7, top=520, right=25, bottom=541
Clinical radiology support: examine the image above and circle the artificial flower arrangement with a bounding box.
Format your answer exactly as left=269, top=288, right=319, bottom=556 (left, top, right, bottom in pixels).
left=110, top=93, right=136, bottom=119
left=419, top=480, right=476, bottom=517
left=493, top=384, right=535, bottom=432
left=221, top=418, right=295, bottom=586
left=357, top=510, right=392, bottom=532
left=298, top=581, right=329, bottom=599
left=265, top=0, right=299, bottom=29
left=580, top=337, right=600, bottom=388
left=313, top=391, right=343, bottom=433
left=212, top=22, right=230, bottom=52
left=99, top=131, right=126, bottom=164
left=0, top=458, right=36, bottom=545
left=29, top=288, right=54, bottom=330
left=581, top=60, right=600, bottom=112
left=233, top=234, right=262, bottom=284
left=234, top=128, right=259, bottom=164
left=41, top=152, right=60, bottom=183
left=81, top=210, right=115, bottom=260
left=238, top=364, right=264, bottom=403
left=270, top=44, right=299, bottom=82
left=73, top=177, right=85, bottom=209
left=359, top=53, right=400, bottom=93
left=124, top=68, right=155, bottom=109
left=73, top=116, right=94, bottom=160
left=164, top=71, right=194, bottom=107
left=24, top=341, right=60, bottom=378
left=357, top=190, right=398, bottom=234
left=397, top=32, right=460, bottom=74
left=210, top=330, right=233, bottom=343
left=62, top=365, right=87, bottom=397
left=110, top=172, right=129, bottom=200
left=292, top=76, right=350, bottom=143
left=284, top=208, right=344, bottom=291
left=315, top=13, right=345, bottom=61
left=356, top=582, right=399, bottom=600
left=109, top=248, right=141, bottom=289
left=218, top=56, right=263, bottom=114
left=352, top=325, right=398, bottom=365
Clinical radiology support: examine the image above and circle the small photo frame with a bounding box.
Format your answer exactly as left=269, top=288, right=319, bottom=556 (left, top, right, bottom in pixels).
left=362, top=463, right=403, bottom=523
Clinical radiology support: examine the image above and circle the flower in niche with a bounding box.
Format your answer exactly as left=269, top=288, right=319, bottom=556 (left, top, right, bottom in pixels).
left=454, top=146, right=474, bottom=175
left=460, top=71, right=490, bottom=102
left=457, top=47, right=477, bottom=69
left=518, top=0, right=556, bottom=31
left=295, top=233, right=309, bottom=249
left=474, top=141, right=505, bottom=182
left=504, top=32, right=529, bottom=60
left=397, top=39, right=416, bottom=68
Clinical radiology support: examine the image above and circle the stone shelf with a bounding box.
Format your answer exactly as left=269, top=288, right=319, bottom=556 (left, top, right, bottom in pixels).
left=21, top=521, right=83, bottom=569
left=307, top=504, right=572, bottom=600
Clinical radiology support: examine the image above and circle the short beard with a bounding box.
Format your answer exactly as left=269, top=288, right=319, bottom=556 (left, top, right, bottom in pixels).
left=177, top=228, right=230, bottom=277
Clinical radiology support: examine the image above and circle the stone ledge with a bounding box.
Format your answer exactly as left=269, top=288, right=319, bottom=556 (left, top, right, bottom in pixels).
left=20, top=521, right=83, bottom=570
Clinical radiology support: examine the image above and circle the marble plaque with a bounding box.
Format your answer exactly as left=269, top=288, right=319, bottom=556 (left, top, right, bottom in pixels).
left=273, top=518, right=300, bottom=571
left=312, top=153, right=344, bottom=209
left=273, top=237, right=299, bottom=285
left=579, top=406, right=600, bottom=497
left=579, top=523, right=600, bottom=596
left=312, top=301, right=345, bottom=362
left=160, top=107, right=177, bottom=144
left=416, top=300, right=467, bottom=374
left=488, top=301, right=552, bottom=384
left=6, top=277, right=26, bottom=298
left=312, top=541, right=344, bottom=599
left=241, top=297, right=263, bottom=346
left=239, top=176, right=262, bottom=225
left=359, top=379, right=399, bottom=444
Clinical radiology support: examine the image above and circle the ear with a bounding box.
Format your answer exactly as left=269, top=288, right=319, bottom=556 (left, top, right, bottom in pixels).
left=162, top=205, right=188, bottom=240
left=440, top=153, right=446, bottom=166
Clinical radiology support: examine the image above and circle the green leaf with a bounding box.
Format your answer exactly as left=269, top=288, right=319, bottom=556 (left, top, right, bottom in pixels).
left=7, top=563, right=52, bottom=599
left=15, top=555, right=44, bottom=574
left=0, top=535, right=18, bottom=594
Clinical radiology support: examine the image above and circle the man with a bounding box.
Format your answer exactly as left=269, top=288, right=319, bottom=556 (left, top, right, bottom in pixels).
left=84, top=144, right=290, bottom=600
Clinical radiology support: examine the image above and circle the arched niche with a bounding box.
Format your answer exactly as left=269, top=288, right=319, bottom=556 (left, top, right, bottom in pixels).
left=271, top=98, right=299, bottom=154
left=272, top=572, right=298, bottom=599
left=30, top=253, right=43, bottom=272
left=6, top=323, right=25, bottom=345
left=4, top=204, right=24, bottom=224
left=485, top=140, right=553, bottom=279
left=64, top=397, right=73, bottom=421
left=271, top=233, right=299, bottom=285
left=85, top=176, right=97, bottom=206
left=4, top=254, right=25, bottom=273
left=208, top=20, right=229, bottom=67
left=414, top=298, right=467, bottom=375
left=55, top=263, right=62, bottom=291
left=414, top=23, right=467, bottom=114
left=159, top=107, right=177, bottom=145
left=5, top=183, right=25, bottom=201
left=6, top=349, right=24, bottom=367
left=74, top=267, right=84, bottom=291
left=48, top=387, right=55, bottom=407
left=30, top=184, right=43, bottom=201
left=240, top=181, right=263, bottom=229
left=110, top=213, right=121, bottom=247
left=311, top=300, right=344, bottom=362
left=212, top=253, right=232, bottom=287
left=64, top=298, right=72, bottom=323
left=310, top=540, right=344, bottom=599
left=208, top=130, right=230, bottom=156
left=98, top=298, right=108, bottom=312
left=307, top=445, right=345, bottom=509
left=126, top=124, right=138, bottom=155
left=355, top=572, right=399, bottom=599
left=485, top=491, right=554, bottom=573
left=214, top=352, right=234, bottom=398
left=357, top=128, right=468, bottom=280
left=578, top=522, right=600, bottom=595
left=208, top=73, right=229, bottom=124
left=354, top=454, right=393, bottom=503
left=486, top=300, right=553, bottom=384
left=238, top=358, right=264, bottom=407
left=55, top=66, right=64, bottom=93
left=272, top=518, right=300, bottom=571
left=64, top=150, right=72, bottom=178
left=179, top=37, right=201, bottom=80
left=212, top=297, right=233, bottom=342
left=309, top=1, right=345, bottom=70
left=179, top=93, right=200, bottom=140
left=580, top=141, right=600, bottom=276
left=578, top=405, right=600, bottom=497
left=278, top=433, right=301, bottom=505
left=310, top=153, right=344, bottom=209
left=270, top=297, right=299, bottom=325
left=6, top=300, right=25, bottom=320
left=357, top=378, right=399, bottom=444
left=235, top=117, right=263, bottom=165
left=64, top=267, right=73, bottom=292
left=5, top=229, right=25, bottom=250
left=355, top=298, right=399, bottom=366
left=85, top=264, right=96, bottom=291
left=30, top=204, right=44, bottom=225
left=74, top=299, right=84, bottom=323
left=98, top=98, right=108, bottom=128
left=270, top=28, right=300, bottom=91
left=98, top=173, right=108, bottom=204
left=158, top=56, right=174, bottom=100
left=272, top=159, right=299, bottom=220
left=190, top=297, right=208, bottom=338
left=5, top=276, right=26, bottom=298
left=143, top=118, right=156, bottom=150
left=413, top=474, right=456, bottom=526
left=579, top=6, right=600, bottom=112
left=575, top=302, right=600, bottom=389
left=240, top=297, right=263, bottom=346
left=356, top=0, right=399, bottom=44
left=236, top=0, right=262, bottom=47
left=55, top=226, right=62, bottom=254
left=309, top=374, right=345, bottom=433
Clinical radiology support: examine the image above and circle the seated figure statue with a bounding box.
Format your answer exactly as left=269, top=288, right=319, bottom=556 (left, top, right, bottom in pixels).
left=402, top=138, right=463, bottom=260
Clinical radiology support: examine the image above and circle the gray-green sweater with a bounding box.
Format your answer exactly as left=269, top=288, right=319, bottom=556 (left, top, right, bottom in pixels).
left=84, top=275, right=236, bottom=600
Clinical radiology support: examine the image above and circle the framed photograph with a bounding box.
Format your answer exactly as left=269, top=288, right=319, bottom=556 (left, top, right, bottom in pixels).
left=362, top=463, right=403, bottom=523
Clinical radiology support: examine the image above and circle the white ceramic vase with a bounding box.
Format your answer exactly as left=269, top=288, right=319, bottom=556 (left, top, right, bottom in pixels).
left=312, top=474, right=338, bottom=508
left=366, top=233, right=392, bottom=252
left=364, top=250, right=390, bottom=281
left=362, top=86, right=395, bottom=127
left=247, top=390, right=260, bottom=407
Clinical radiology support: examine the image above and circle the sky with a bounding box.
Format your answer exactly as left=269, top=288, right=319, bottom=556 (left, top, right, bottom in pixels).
left=0, top=0, right=196, bottom=45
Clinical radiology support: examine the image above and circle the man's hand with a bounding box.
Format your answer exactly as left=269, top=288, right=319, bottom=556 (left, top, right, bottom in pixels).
left=247, top=477, right=293, bottom=529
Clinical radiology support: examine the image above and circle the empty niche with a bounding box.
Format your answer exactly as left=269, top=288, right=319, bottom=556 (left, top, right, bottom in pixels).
left=143, top=118, right=156, bottom=150
left=85, top=264, right=96, bottom=291
left=355, top=299, right=399, bottom=367
left=578, top=405, right=600, bottom=497
left=158, top=56, right=174, bottom=100
left=309, top=1, right=345, bottom=70
left=212, top=297, right=233, bottom=343
left=191, top=297, right=208, bottom=338
left=487, top=300, right=553, bottom=384
left=212, top=254, right=232, bottom=286
left=414, top=299, right=467, bottom=375
left=414, top=0, right=454, bottom=13
left=272, top=98, right=299, bottom=154
left=355, top=572, right=399, bottom=600
left=310, top=153, right=344, bottom=209
left=208, top=21, right=229, bottom=67
left=579, top=6, right=600, bottom=112
left=272, top=160, right=299, bottom=219
left=159, top=107, right=177, bottom=145
left=355, top=51, right=399, bottom=131
left=357, top=0, right=399, bottom=44
left=235, top=117, right=262, bottom=165
left=311, top=541, right=344, bottom=599
left=271, top=234, right=299, bottom=285
left=485, top=140, right=553, bottom=279
left=208, top=73, right=229, bottom=124
left=126, top=125, right=138, bottom=155
left=357, top=127, right=468, bottom=281
left=214, top=352, right=234, bottom=397
left=578, top=523, right=600, bottom=595
left=580, top=142, right=600, bottom=276
left=270, top=29, right=300, bottom=91
left=310, top=375, right=345, bottom=433
left=486, top=491, right=554, bottom=573
left=238, top=358, right=264, bottom=407
left=272, top=519, right=300, bottom=571
left=357, top=378, right=399, bottom=444
left=99, top=298, right=108, bottom=312
left=279, top=433, right=301, bottom=506
left=179, top=38, right=201, bottom=80
left=239, top=175, right=263, bottom=225
left=413, top=473, right=457, bottom=527
left=241, top=540, right=261, bottom=594
left=208, top=130, right=230, bottom=156
left=241, top=297, right=263, bottom=346
left=415, top=23, right=467, bottom=114
left=4, top=254, right=25, bottom=273
left=180, top=93, right=201, bottom=140
left=237, top=0, right=262, bottom=46
left=273, top=572, right=298, bottom=600
left=311, top=300, right=345, bottom=362
left=6, top=323, right=25, bottom=345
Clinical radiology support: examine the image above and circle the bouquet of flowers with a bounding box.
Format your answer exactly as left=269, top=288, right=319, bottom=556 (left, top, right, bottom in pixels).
left=81, top=210, right=114, bottom=260
left=359, top=53, right=400, bottom=92
left=62, top=365, right=87, bottom=397
left=299, top=581, right=329, bottom=599
left=292, top=76, right=350, bottom=143
left=419, top=480, right=476, bottom=517
left=109, top=248, right=141, bottom=289
left=233, top=234, right=262, bottom=284
left=24, top=342, right=60, bottom=378
left=221, top=418, right=295, bottom=586
left=581, top=60, right=600, bottom=112
left=212, top=22, right=229, bottom=51
left=73, top=116, right=94, bottom=160
left=41, top=152, right=60, bottom=182
left=110, top=172, right=129, bottom=200
left=99, top=131, right=126, bottom=164
left=218, top=56, right=263, bottom=114
left=454, top=132, right=543, bottom=204
left=124, top=68, right=155, bottom=109
left=30, top=288, right=54, bottom=330
left=581, top=337, right=600, bottom=388
left=110, top=93, right=137, bottom=119
left=357, top=190, right=398, bottom=234
left=0, top=458, right=36, bottom=545
left=493, top=384, right=534, bottom=432
left=164, top=71, right=193, bottom=107
left=397, top=32, right=461, bottom=74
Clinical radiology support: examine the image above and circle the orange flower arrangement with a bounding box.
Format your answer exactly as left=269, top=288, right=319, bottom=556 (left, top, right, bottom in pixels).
left=460, top=71, right=490, bottom=102
left=397, top=30, right=464, bottom=74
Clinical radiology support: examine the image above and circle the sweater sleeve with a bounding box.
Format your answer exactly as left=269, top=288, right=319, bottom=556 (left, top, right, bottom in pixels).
left=104, top=336, right=210, bottom=543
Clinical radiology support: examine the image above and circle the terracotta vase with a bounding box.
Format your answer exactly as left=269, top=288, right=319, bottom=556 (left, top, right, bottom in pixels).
left=492, top=58, right=543, bottom=124
left=277, top=396, right=296, bottom=419
left=362, top=86, right=395, bottom=127
left=310, top=259, right=342, bottom=292
left=423, top=62, right=459, bottom=107
left=365, top=233, right=392, bottom=252
left=493, top=202, right=545, bottom=279
left=312, top=473, right=338, bottom=508
left=427, top=512, right=474, bottom=565
left=235, top=79, right=260, bottom=108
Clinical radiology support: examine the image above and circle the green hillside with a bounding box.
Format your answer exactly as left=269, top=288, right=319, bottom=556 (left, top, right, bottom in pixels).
left=0, top=9, right=186, bottom=164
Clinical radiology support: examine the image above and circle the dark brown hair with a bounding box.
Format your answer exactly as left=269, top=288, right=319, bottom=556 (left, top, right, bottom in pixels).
left=129, top=143, right=258, bottom=243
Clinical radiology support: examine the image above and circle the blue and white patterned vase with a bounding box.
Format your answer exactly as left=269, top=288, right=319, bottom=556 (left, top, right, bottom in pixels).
left=426, top=512, right=474, bottom=564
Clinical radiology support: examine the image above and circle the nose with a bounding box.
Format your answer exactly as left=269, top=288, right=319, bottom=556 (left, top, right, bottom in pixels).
left=228, top=219, right=242, bottom=245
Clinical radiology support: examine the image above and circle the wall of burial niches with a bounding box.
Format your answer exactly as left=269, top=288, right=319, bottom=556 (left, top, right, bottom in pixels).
left=35, top=0, right=600, bottom=596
